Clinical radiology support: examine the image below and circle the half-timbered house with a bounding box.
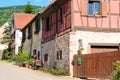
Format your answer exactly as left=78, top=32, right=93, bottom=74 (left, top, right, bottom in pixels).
left=41, top=0, right=120, bottom=76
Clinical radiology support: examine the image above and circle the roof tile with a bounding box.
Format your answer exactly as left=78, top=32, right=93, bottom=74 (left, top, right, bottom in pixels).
left=13, top=13, right=36, bottom=29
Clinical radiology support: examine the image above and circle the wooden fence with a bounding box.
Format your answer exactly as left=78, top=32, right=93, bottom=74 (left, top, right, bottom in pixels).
left=73, top=51, right=120, bottom=79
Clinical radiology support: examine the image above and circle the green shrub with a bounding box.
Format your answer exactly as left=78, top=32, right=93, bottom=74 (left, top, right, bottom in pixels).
left=111, top=60, right=120, bottom=80
left=4, top=49, right=13, bottom=62
left=114, top=61, right=120, bottom=70
left=5, top=51, right=11, bottom=60
left=111, top=69, right=120, bottom=80
left=26, top=58, right=34, bottom=66
left=14, top=52, right=29, bottom=63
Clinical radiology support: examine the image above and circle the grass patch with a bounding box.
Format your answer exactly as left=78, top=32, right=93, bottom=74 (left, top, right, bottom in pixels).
left=39, top=67, right=69, bottom=76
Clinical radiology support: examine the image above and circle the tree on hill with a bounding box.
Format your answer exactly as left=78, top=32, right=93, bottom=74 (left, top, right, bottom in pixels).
left=0, top=15, right=12, bottom=44
left=23, top=1, right=35, bottom=14
left=1, top=24, right=11, bottom=44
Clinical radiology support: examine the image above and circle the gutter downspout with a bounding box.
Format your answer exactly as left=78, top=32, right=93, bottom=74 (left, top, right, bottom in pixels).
left=69, top=0, right=74, bottom=77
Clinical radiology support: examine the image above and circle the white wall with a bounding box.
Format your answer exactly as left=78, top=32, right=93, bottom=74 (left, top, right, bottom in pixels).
left=75, top=30, right=120, bottom=54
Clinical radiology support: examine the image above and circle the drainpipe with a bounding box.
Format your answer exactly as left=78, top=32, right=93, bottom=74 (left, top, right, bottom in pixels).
left=69, top=0, right=74, bottom=77
left=39, top=15, right=43, bottom=64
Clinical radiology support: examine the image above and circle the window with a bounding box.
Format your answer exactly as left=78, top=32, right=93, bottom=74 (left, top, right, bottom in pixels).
left=38, top=51, right=40, bottom=59
left=44, top=54, right=48, bottom=62
left=81, top=0, right=107, bottom=16
left=27, top=24, right=32, bottom=39
left=60, top=7, right=63, bottom=23
left=46, top=17, right=50, bottom=32
left=60, top=50, right=62, bottom=60
left=56, top=50, right=62, bottom=60
left=88, top=1, right=100, bottom=15
left=35, top=18, right=40, bottom=34
left=35, top=19, right=38, bottom=30
left=56, top=51, right=59, bottom=60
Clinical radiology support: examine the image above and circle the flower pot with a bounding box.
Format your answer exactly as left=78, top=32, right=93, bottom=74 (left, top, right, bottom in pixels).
left=25, top=64, right=29, bottom=68
left=78, top=58, right=82, bottom=65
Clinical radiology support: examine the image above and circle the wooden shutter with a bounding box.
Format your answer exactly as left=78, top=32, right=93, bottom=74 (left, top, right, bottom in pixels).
left=38, top=17, right=40, bottom=31
left=81, top=0, right=88, bottom=16
left=23, top=30, right=26, bottom=42
left=30, top=24, right=32, bottom=38
left=101, top=1, right=107, bottom=16
left=42, top=19, right=46, bottom=31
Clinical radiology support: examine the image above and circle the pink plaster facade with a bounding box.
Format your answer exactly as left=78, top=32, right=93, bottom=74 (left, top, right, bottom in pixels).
left=72, top=0, right=120, bottom=29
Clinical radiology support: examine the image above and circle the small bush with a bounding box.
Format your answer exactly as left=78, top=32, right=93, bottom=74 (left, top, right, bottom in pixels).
left=5, top=51, right=11, bottom=60
left=111, top=69, right=120, bottom=80
left=26, top=58, right=34, bottom=66
left=111, top=60, right=120, bottom=80
left=39, top=67, right=69, bottom=76
left=3, top=48, right=13, bottom=62
left=114, top=61, right=120, bottom=70
left=14, top=52, right=29, bottom=63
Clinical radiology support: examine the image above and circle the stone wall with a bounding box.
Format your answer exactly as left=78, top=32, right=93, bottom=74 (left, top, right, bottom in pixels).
left=42, top=33, right=70, bottom=72
left=42, top=40, right=55, bottom=67
left=56, top=33, right=70, bottom=72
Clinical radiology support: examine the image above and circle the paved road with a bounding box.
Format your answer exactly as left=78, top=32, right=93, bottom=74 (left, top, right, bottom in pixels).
left=0, top=62, right=80, bottom=80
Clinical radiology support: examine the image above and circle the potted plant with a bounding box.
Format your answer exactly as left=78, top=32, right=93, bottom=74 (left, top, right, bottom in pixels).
left=77, top=39, right=84, bottom=65
left=27, top=59, right=34, bottom=68
left=77, top=47, right=84, bottom=65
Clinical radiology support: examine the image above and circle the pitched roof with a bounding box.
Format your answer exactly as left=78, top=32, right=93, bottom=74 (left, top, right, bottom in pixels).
left=40, top=0, right=57, bottom=14
left=13, top=13, right=36, bottom=29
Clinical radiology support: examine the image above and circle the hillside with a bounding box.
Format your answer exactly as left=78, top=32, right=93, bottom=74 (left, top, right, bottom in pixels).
left=0, top=5, right=44, bottom=27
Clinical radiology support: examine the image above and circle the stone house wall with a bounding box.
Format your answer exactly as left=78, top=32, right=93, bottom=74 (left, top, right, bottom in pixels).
left=42, top=33, right=70, bottom=72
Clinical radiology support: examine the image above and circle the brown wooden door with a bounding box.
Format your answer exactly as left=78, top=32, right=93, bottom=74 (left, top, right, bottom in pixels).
left=73, top=51, right=120, bottom=79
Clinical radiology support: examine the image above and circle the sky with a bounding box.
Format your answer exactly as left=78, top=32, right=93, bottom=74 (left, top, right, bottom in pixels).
left=0, top=0, right=50, bottom=7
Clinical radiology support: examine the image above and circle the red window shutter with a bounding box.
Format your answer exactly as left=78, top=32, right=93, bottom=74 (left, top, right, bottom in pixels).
left=81, top=0, right=88, bottom=16
left=102, top=1, right=107, bottom=16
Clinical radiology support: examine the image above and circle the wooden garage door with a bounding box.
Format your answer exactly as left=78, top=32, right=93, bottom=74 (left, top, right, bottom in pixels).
left=91, top=46, right=119, bottom=53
